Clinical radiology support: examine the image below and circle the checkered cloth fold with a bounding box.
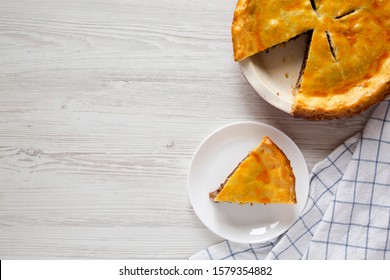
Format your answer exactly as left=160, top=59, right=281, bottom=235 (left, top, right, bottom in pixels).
left=189, top=99, right=390, bottom=260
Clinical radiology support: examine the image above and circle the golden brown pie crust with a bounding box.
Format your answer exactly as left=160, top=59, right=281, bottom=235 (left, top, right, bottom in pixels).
left=232, top=0, right=390, bottom=120
left=209, top=136, right=296, bottom=204
left=232, top=0, right=318, bottom=62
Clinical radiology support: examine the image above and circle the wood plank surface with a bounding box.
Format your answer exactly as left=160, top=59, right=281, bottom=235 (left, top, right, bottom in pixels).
left=0, top=0, right=369, bottom=259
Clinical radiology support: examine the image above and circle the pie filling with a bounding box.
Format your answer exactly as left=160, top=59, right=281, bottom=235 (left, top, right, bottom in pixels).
left=295, top=31, right=313, bottom=91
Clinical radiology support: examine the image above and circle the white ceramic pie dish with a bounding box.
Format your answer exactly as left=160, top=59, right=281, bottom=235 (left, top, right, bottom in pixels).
left=187, top=122, right=309, bottom=244
left=238, top=34, right=310, bottom=115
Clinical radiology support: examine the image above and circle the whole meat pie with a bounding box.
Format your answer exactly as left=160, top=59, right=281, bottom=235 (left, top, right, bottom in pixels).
left=232, top=0, right=390, bottom=119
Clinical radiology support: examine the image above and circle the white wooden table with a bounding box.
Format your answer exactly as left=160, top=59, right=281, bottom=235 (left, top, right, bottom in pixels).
left=0, top=0, right=369, bottom=259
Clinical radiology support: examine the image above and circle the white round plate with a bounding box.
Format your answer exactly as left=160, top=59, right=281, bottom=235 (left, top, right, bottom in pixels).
left=188, top=121, right=309, bottom=244
left=239, top=34, right=309, bottom=114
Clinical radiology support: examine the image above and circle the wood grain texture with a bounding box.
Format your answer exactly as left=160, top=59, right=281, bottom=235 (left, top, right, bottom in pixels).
left=0, top=0, right=369, bottom=259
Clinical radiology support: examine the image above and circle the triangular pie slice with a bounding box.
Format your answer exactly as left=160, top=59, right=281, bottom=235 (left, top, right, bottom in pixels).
left=209, top=136, right=296, bottom=204
left=232, top=0, right=390, bottom=119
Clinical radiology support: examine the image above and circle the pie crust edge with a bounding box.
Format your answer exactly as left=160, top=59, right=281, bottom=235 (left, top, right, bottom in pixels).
left=292, top=57, right=390, bottom=120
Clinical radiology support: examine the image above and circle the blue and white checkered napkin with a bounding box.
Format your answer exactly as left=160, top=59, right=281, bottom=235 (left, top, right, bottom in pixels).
left=190, top=99, right=390, bottom=260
